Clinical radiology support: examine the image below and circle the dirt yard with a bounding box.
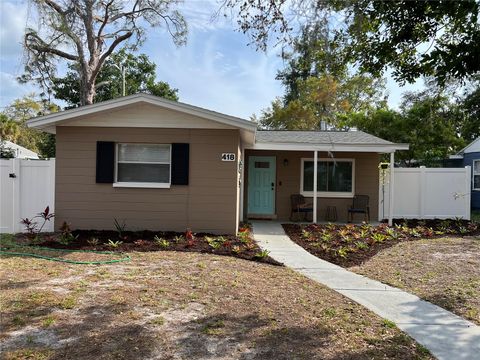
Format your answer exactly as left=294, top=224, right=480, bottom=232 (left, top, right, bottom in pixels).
left=351, top=236, right=480, bottom=325
left=0, top=251, right=432, bottom=359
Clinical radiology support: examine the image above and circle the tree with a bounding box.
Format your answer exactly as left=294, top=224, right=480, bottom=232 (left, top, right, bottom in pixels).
left=52, top=48, right=179, bottom=107
left=22, top=0, right=187, bottom=105
left=0, top=96, right=58, bottom=158
left=224, top=0, right=480, bottom=85
left=258, top=23, right=386, bottom=130
left=347, top=92, right=465, bottom=166
left=458, top=86, right=480, bottom=143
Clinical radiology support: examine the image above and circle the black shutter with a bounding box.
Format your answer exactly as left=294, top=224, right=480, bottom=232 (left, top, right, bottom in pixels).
left=171, top=143, right=189, bottom=185
left=96, top=141, right=115, bottom=183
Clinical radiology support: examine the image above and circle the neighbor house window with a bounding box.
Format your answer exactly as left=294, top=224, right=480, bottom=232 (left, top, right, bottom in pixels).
left=115, top=143, right=171, bottom=187
left=301, top=158, right=354, bottom=197
left=474, top=159, right=480, bottom=190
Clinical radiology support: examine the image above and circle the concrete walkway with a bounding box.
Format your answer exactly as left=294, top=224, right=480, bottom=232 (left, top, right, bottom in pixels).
left=252, top=221, right=480, bottom=360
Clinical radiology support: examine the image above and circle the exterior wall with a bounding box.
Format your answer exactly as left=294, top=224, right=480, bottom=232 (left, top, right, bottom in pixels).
left=244, top=150, right=380, bottom=222
left=56, top=127, right=240, bottom=234
left=464, top=152, right=480, bottom=209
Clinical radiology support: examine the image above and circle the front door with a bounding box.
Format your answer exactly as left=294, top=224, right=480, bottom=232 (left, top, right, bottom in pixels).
left=248, top=156, right=276, bottom=215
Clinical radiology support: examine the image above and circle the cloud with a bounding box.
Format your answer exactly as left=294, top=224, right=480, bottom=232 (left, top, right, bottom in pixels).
left=145, top=27, right=284, bottom=119
left=0, top=1, right=28, bottom=60
left=0, top=72, right=37, bottom=108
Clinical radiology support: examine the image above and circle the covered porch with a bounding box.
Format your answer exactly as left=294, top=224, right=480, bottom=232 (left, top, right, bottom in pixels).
left=240, top=131, right=408, bottom=225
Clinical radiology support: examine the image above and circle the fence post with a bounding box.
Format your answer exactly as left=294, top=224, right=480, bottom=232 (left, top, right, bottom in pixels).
left=12, top=158, right=21, bottom=233
left=465, top=166, right=471, bottom=220
left=419, top=166, right=426, bottom=219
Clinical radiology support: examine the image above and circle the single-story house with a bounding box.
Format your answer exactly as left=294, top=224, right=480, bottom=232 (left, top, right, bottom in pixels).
left=450, top=137, right=480, bottom=209
left=1, top=140, right=39, bottom=159
left=27, top=94, right=408, bottom=234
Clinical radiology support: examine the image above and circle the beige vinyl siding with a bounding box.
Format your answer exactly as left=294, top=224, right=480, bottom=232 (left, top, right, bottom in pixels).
left=244, top=150, right=380, bottom=222
left=56, top=127, right=240, bottom=234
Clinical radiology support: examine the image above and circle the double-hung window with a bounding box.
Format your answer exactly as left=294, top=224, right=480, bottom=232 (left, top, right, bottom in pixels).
left=301, top=158, right=354, bottom=197
left=115, top=143, right=171, bottom=188
left=474, top=159, right=480, bottom=191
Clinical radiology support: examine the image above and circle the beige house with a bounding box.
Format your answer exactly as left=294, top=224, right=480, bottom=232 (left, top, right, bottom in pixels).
left=28, top=94, right=408, bottom=234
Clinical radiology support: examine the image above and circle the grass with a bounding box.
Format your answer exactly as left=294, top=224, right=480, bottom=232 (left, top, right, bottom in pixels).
left=0, top=251, right=432, bottom=359
left=351, top=236, right=480, bottom=325
left=472, top=210, right=480, bottom=223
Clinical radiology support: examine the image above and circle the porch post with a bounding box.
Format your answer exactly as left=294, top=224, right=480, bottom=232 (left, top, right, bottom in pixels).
left=313, top=150, right=318, bottom=223
left=388, top=151, right=395, bottom=226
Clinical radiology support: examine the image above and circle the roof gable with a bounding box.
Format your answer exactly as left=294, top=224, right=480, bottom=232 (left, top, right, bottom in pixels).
left=27, top=93, right=257, bottom=134
left=457, top=137, right=480, bottom=154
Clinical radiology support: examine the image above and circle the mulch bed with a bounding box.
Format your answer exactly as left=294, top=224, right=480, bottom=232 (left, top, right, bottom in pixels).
left=283, top=218, right=480, bottom=268
left=7, top=225, right=281, bottom=266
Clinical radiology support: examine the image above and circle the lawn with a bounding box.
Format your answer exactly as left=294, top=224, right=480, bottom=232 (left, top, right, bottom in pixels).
left=282, top=220, right=480, bottom=326
left=351, top=236, right=480, bottom=325
left=0, top=251, right=432, bottom=359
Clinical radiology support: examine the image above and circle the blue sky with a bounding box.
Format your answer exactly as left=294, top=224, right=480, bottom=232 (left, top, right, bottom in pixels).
left=0, top=0, right=424, bottom=119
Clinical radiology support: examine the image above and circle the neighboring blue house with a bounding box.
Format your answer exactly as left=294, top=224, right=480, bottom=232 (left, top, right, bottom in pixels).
left=453, top=137, right=480, bottom=209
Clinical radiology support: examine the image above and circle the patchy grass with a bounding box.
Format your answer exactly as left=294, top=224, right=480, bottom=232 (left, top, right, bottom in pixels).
left=472, top=210, right=480, bottom=223
left=0, top=251, right=432, bottom=359
left=351, top=236, right=480, bottom=325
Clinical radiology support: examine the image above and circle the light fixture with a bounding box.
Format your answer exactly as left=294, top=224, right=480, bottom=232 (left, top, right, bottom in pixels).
left=283, top=158, right=289, bottom=167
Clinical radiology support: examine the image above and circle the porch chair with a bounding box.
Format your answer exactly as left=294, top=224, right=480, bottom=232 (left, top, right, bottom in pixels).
left=348, top=195, right=370, bottom=223
left=290, top=194, right=313, bottom=221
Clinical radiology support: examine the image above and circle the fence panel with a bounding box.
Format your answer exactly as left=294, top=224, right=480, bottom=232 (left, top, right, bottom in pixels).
left=0, top=158, right=55, bottom=233
left=380, top=166, right=471, bottom=221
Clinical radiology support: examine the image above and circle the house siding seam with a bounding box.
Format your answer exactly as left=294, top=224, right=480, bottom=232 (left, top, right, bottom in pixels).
left=55, top=127, right=240, bottom=234
left=243, top=150, right=380, bottom=222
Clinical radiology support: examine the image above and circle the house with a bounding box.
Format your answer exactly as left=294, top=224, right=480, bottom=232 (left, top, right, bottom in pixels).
left=451, top=137, right=480, bottom=209
left=27, top=94, right=408, bottom=234
left=1, top=140, right=39, bottom=159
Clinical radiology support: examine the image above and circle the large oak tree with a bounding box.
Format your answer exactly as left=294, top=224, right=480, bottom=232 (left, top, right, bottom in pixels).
left=22, top=0, right=187, bottom=105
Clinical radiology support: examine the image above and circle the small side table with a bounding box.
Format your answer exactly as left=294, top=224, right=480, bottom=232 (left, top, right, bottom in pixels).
left=325, top=206, right=337, bottom=222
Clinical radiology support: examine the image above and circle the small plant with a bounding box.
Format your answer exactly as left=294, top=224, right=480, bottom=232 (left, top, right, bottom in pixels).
left=320, top=232, right=332, bottom=242
left=382, top=319, right=397, bottom=329
left=185, top=229, right=196, bottom=247
left=174, top=235, right=185, bottom=242
left=301, top=229, right=312, bottom=240
left=58, top=221, right=78, bottom=245
left=113, top=218, right=126, bottom=238
left=237, top=230, right=250, bottom=244
left=106, top=239, right=123, bottom=248
left=20, top=206, right=55, bottom=238
left=337, top=247, right=349, bottom=258
left=206, top=236, right=226, bottom=250
left=254, top=249, right=270, bottom=259
left=371, top=233, right=387, bottom=243
left=154, top=235, right=170, bottom=249
left=459, top=226, right=469, bottom=235
left=232, top=245, right=242, bottom=254
left=87, top=237, right=100, bottom=247
left=355, top=241, right=369, bottom=250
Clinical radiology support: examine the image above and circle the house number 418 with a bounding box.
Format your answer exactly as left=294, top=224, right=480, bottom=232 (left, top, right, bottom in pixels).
left=221, top=153, right=236, bottom=161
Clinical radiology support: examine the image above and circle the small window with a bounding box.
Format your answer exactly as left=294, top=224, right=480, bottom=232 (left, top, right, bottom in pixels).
left=115, top=144, right=171, bottom=187
left=474, top=159, right=480, bottom=190
left=301, top=158, right=354, bottom=197
left=255, top=161, right=270, bottom=169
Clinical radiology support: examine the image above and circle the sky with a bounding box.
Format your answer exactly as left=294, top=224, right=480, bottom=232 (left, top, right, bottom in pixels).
left=0, top=0, right=424, bottom=119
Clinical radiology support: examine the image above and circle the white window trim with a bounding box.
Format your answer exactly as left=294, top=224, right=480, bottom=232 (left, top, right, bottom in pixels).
left=300, top=158, right=355, bottom=198
left=473, top=159, right=480, bottom=191
left=114, top=143, right=172, bottom=188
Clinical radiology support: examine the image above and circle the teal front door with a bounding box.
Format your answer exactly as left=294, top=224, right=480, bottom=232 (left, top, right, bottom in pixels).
left=248, top=156, right=276, bottom=215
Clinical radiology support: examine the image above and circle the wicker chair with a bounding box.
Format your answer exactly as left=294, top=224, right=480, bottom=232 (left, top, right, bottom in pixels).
left=290, top=194, right=313, bottom=221
left=348, top=195, right=370, bottom=222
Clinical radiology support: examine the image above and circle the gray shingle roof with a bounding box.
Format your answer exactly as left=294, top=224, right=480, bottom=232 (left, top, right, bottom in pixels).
left=256, top=130, right=393, bottom=145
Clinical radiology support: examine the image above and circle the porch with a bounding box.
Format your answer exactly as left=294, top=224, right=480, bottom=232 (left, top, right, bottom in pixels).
left=240, top=132, right=405, bottom=223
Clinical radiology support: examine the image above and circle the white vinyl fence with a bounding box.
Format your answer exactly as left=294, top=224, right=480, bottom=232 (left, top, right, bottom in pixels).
left=379, top=166, right=471, bottom=221
left=0, top=158, right=55, bottom=233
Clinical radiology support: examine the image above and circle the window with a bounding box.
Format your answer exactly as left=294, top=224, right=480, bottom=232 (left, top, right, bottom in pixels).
left=301, top=158, right=354, bottom=197
left=115, top=143, right=171, bottom=188
left=474, top=159, right=480, bottom=190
